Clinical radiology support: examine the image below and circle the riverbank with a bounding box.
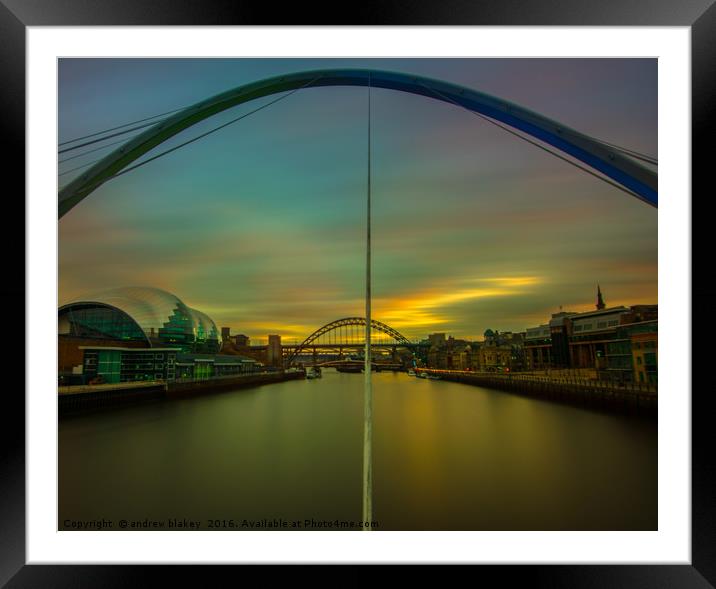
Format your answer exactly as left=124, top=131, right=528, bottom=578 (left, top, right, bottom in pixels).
left=58, top=370, right=305, bottom=416
left=416, top=369, right=656, bottom=416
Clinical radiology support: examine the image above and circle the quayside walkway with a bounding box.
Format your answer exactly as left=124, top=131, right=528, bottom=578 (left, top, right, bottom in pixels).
left=416, top=369, right=657, bottom=416
left=58, top=370, right=305, bottom=416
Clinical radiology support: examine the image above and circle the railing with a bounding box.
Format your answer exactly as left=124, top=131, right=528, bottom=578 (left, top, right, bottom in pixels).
left=58, top=380, right=166, bottom=395
left=58, top=369, right=303, bottom=394
left=171, top=369, right=300, bottom=384
left=416, top=369, right=657, bottom=395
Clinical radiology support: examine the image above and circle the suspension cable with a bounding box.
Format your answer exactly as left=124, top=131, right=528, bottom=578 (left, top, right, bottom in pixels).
left=59, top=156, right=107, bottom=178
left=58, top=118, right=178, bottom=154
left=419, top=82, right=653, bottom=205
left=61, top=76, right=322, bottom=187
left=109, top=76, right=323, bottom=182
left=59, top=136, right=138, bottom=165
left=592, top=138, right=657, bottom=165
left=59, top=105, right=189, bottom=147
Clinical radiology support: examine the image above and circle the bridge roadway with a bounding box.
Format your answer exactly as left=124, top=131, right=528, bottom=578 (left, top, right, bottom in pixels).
left=248, top=342, right=427, bottom=356
left=243, top=342, right=427, bottom=367
left=246, top=343, right=426, bottom=351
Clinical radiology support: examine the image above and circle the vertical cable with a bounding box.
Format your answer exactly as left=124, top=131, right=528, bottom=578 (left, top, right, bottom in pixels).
left=362, top=72, right=373, bottom=530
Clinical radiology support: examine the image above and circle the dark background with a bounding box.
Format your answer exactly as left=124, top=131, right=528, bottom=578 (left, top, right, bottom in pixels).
left=4, top=0, right=711, bottom=584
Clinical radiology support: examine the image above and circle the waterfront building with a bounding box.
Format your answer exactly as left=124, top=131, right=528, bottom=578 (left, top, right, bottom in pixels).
left=174, top=353, right=261, bottom=380
left=423, top=329, right=523, bottom=372
left=524, top=324, right=552, bottom=370
left=79, top=347, right=179, bottom=384
left=426, top=334, right=475, bottom=370
left=568, top=306, right=631, bottom=368
left=549, top=311, right=578, bottom=368
left=631, top=324, right=658, bottom=384
left=521, top=288, right=658, bottom=377
left=427, top=344, right=448, bottom=369
left=221, top=326, right=231, bottom=342
left=508, top=332, right=527, bottom=371
left=477, top=346, right=512, bottom=372
left=603, top=333, right=632, bottom=383
left=427, top=345, right=439, bottom=368
left=455, top=345, right=480, bottom=371
left=78, top=346, right=260, bottom=384
left=623, top=304, right=659, bottom=324
left=267, top=334, right=282, bottom=366
left=478, top=331, right=513, bottom=372
left=603, top=320, right=658, bottom=383
left=565, top=290, right=657, bottom=370
left=58, top=286, right=222, bottom=379
left=567, top=304, right=656, bottom=370
left=427, top=343, right=451, bottom=370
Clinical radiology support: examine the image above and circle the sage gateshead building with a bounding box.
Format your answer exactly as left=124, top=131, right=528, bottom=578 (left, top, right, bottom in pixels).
left=58, top=286, right=226, bottom=379
left=59, top=286, right=222, bottom=352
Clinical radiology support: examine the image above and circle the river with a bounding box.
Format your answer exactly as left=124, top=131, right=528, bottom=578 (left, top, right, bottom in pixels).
left=59, top=369, right=657, bottom=530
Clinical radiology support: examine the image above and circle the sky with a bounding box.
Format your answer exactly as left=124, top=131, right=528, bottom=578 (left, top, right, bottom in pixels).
left=58, top=58, right=657, bottom=344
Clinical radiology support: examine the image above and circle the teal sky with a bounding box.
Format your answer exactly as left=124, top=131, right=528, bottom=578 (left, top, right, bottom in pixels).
left=58, top=58, right=657, bottom=343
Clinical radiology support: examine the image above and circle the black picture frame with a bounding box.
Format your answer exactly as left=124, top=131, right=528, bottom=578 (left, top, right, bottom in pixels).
left=6, top=0, right=709, bottom=584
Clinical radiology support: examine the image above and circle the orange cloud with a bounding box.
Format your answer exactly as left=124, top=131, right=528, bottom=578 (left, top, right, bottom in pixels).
left=373, top=275, right=543, bottom=334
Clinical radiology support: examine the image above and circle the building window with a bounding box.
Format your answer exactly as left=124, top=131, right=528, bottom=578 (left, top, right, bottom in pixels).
left=155, top=374, right=162, bottom=380
left=644, top=352, right=657, bottom=366
left=637, top=356, right=642, bottom=365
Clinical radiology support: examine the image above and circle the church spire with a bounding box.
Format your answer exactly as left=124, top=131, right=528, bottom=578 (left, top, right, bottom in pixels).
left=596, top=284, right=605, bottom=310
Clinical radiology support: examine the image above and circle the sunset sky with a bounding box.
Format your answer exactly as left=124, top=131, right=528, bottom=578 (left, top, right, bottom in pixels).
left=58, top=58, right=657, bottom=343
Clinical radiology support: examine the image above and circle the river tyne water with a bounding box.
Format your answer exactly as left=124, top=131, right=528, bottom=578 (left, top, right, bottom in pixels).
left=59, top=370, right=656, bottom=531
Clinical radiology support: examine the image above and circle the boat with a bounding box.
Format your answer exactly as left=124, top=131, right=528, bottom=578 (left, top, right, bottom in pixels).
left=407, top=369, right=416, bottom=377
left=306, top=367, right=322, bottom=379
left=427, top=374, right=441, bottom=380
left=416, top=372, right=427, bottom=379
left=336, top=365, right=363, bottom=373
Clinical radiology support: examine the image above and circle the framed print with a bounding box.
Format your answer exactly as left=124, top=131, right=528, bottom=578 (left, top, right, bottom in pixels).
left=6, top=0, right=709, bottom=584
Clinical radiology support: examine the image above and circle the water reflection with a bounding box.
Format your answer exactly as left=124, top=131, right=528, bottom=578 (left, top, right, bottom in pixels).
left=59, top=370, right=656, bottom=530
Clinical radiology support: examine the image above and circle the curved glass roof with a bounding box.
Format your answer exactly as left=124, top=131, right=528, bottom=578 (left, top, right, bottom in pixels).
left=60, top=286, right=220, bottom=346
left=62, top=287, right=190, bottom=336
left=189, top=307, right=220, bottom=341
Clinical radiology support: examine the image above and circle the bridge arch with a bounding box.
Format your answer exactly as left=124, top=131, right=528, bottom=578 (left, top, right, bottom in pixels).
left=286, top=317, right=411, bottom=366
left=58, top=68, right=657, bottom=218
